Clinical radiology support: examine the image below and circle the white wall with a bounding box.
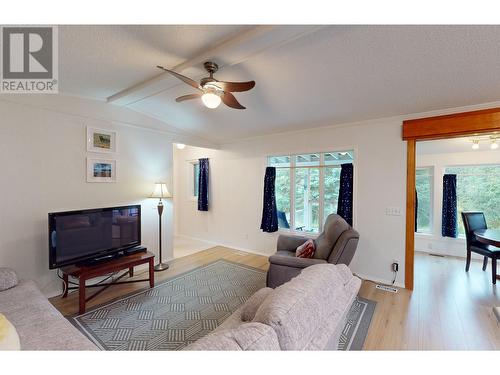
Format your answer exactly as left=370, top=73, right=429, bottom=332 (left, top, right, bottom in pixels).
left=174, top=118, right=407, bottom=287
left=415, top=149, right=500, bottom=259
left=0, top=95, right=204, bottom=297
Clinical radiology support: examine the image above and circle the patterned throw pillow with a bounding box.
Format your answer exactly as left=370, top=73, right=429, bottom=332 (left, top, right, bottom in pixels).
left=295, top=239, right=315, bottom=258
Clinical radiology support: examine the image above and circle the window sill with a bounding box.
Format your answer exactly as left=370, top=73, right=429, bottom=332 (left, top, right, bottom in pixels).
left=277, top=228, right=319, bottom=238
left=415, top=232, right=433, bottom=237
left=415, top=233, right=466, bottom=243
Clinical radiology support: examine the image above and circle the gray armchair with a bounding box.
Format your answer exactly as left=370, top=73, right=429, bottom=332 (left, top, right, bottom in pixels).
left=266, top=214, right=359, bottom=288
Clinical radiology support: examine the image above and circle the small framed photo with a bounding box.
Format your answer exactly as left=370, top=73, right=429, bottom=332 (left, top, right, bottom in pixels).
left=87, top=127, right=117, bottom=153
left=87, top=158, right=117, bottom=183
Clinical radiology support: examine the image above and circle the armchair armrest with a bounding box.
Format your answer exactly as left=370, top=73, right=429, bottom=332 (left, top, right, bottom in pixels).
left=277, top=234, right=309, bottom=252
left=269, top=252, right=327, bottom=269
left=0, top=268, right=18, bottom=291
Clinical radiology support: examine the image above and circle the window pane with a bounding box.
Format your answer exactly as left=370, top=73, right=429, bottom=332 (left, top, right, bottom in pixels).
left=295, top=153, right=320, bottom=167
left=324, top=167, right=341, bottom=223
left=446, top=165, right=500, bottom=235
left=193, top=163, right=200, bottom=197
left=324, top=150, right=354, bottom=166
left=295, top=168, right=320, bottom=233
left=268, top=155, right=290, bottom=167
left=416, top=167, right=432, bottom=233
left=275, top=168, right=291, bottom=228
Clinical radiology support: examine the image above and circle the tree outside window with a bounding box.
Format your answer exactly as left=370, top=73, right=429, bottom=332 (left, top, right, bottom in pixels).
left=415, top=167, right=433, bottom=234
left=269, top=151, right=354, bottom=233
left=446, top=165, right=500, bottom=235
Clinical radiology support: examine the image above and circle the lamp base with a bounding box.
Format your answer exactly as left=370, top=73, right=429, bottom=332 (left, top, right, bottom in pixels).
left=154, top=262, right=169, bottom=272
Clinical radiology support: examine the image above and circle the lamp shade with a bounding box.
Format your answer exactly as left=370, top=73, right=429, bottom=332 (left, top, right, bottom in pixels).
left=150, top=182, right=172, bottom=199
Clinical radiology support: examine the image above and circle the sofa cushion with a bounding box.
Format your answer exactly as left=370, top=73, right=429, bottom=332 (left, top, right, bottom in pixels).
left=185, top=322, right=280, bottom=351
left=241, top=287, right=273, bottom=322
left=0, top=280, right=96, bottom=350
left=269, top=251, right=327, bottom=269
left=313, top=214, right=350, bottom=260
left=253, top=263, right=359, bottom=350
left=0, top=313, right=20, bottom=350
left=0, top=268, right=18, bottom=291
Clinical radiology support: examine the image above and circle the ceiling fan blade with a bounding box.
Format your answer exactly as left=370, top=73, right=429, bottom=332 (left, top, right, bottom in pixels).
left=175, top=93, right=202, bottom=102
left=221, top=92, right=246, bottom=109
left=215, top=80, right=255, bottom=92
left=157, top=65, right=202, bottom=91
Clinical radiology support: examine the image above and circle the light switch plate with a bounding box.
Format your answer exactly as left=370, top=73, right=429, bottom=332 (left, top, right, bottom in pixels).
left=385, top=207, right=402, bottom=216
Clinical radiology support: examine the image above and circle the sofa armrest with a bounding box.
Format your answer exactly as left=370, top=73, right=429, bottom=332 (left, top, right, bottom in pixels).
left=0, top=268, right=18, bottom=291
left=269, top=253, right=327, bottom=269
left=277, top=234, right=308, bottom=252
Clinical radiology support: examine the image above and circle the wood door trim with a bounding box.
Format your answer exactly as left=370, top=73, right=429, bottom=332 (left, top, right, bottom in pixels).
left=405, top=139, right=416, bottom=290
left=403, top=107, right=500, bottom=141
left=403, top=106, right=500, bottom=290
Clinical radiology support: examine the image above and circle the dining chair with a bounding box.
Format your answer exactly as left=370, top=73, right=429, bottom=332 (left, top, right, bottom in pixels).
left=461, top=211, right=500, bottom=284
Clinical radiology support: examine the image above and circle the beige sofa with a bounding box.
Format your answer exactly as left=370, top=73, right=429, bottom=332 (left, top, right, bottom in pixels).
left=0, top=269, right=96, bottom=350
left=186, top=263, right=361, bottom=350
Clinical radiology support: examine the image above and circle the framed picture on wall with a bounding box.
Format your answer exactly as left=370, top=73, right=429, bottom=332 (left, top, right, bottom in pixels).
left=86, top=158, right=117, bottom=183
left=86, top=127, right=117, bottom=153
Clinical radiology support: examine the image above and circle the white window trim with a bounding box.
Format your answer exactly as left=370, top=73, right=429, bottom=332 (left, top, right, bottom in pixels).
left=415, top=166, right=434, bottom=235
left=187, top=160, right=199, bottom=202
left=269, top=150, right=356, bottom=235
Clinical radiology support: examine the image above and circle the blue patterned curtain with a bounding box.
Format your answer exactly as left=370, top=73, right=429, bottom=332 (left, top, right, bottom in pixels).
left=337, top=163, right=353, bottom=226
left=198, top=158, right=209, bottom=211
left=260, top=167, right=278, bottom=233
left=442, top=174, right=457, bottom=237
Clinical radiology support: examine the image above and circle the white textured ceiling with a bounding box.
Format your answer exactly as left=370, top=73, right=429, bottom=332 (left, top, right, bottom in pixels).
left=59, top=25, right=500, bottom=144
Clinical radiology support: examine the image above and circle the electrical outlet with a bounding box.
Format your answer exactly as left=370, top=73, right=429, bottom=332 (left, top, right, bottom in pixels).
left=392, top=261, right=399, bottom=272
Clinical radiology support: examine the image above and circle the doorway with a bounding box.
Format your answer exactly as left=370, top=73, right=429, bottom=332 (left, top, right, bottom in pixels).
left=403, top=107, right=500, bottom=289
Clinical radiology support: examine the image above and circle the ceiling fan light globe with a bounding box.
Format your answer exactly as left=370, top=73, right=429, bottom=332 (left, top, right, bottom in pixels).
left=202, top=92, right=221, bottom=109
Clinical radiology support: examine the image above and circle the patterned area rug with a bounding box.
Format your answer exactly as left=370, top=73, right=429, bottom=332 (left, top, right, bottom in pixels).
left=338, top=296, right=376, bottom=350
left=70, top=260, right=375, bottom=350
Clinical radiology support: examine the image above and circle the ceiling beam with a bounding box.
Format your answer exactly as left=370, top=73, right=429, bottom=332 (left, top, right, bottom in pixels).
left=106, top=25, right=325, bottom=106
left=107, top=26, right=271, bottom=105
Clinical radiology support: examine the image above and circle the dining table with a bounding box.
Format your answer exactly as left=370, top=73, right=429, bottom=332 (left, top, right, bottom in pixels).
left=473, top=229, right=500, bottom=281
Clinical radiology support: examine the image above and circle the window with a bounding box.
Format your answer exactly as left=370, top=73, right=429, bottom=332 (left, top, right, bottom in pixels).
left=190, top=162, right=200, bottom=198
left=268, top=150, right=354, bottom=233
left=445, top=165, right=500, bottom=235
left=415, top=167, right=433, bottom=234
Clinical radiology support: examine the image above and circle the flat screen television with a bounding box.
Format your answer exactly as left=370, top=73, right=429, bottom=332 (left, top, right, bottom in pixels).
left=49, top=205, right=141, bottom=269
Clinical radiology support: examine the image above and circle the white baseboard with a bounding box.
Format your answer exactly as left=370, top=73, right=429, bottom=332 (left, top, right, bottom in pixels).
left=174, top=234, right=218, bottom=247
left=175, top=235, right=407, bottom=288
left=215, top=242, right=272, bottom=257
left=354, top=272, right=405, bottom=289
left=174, top=234, right=272, bottom=258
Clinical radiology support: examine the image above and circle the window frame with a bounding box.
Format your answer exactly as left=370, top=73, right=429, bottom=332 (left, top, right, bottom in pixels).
left=415, top=166, right=434, bottom=235
left=188, top=160, right=200, bottom=201
left=268, top=150, right=355, bottom=235
left=444, top=163, right=500, bottom=238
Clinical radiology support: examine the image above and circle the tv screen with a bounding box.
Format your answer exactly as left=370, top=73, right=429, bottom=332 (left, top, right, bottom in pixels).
left=49, top=205, right=141, bottom=269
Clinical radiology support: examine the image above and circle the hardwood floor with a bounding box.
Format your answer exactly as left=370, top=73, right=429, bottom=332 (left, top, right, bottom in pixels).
left=50, top=247, right=500, bottom=350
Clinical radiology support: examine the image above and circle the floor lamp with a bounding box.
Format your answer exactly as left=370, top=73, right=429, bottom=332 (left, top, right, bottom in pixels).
left=150, top=182, right=172, bottom=271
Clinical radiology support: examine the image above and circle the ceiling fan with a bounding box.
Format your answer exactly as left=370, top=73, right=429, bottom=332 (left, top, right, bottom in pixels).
left=157, top=61, right=255, bottom=110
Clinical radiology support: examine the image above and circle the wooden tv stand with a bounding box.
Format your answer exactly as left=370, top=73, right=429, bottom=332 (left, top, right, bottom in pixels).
left=60, top=250, right=155, bottom=314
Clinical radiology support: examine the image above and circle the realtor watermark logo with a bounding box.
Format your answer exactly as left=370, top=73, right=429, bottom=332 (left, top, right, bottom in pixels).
left=1, top=26, right=58, bottom=93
